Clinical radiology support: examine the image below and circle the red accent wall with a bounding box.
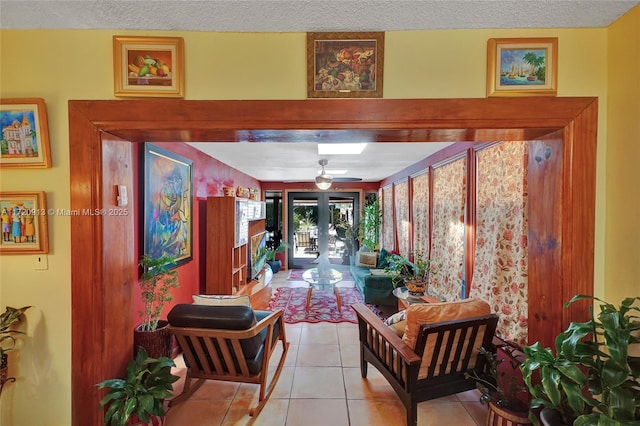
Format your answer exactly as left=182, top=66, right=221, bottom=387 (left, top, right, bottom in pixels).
left=132, top=142, right=260, bottom=326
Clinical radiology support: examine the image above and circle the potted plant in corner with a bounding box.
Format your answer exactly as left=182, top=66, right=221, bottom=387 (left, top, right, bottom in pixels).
left=97, top=347, right=179, bottom=426
left=265, top=241, right=289, bottom=274
left=466, top=345, right=532, bottom=426
left=0, top=305, right=31, bottom=391
left=359, top=197, right=381, bottom=252
left=336, top=219, right=357, bottom=265
left=135, top=254, right=179, bottom=359
left=520, top=295, right=640, bottom=426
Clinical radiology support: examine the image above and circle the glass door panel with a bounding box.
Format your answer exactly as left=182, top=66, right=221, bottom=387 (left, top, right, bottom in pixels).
left=287, top=192, right=359, bottom=269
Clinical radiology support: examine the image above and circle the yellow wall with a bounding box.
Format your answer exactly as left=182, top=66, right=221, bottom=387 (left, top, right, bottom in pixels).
left=605, top=5, right=640, bottom=302
left=0, top=12, right=635, bottom=423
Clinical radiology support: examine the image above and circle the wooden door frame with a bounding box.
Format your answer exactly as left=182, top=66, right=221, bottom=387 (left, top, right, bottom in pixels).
left=69, top=97, right=597, bottom=425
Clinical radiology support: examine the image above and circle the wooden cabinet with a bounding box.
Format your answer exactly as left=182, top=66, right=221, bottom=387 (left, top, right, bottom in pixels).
left=206, top=197, right=265, bottom=295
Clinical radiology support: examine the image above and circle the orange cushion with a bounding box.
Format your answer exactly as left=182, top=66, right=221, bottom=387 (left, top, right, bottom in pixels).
left=401, top=298, right=491, bottom=349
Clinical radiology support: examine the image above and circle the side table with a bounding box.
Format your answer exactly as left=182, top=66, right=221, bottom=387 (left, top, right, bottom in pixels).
left=393, top=286, right=441, bottom=311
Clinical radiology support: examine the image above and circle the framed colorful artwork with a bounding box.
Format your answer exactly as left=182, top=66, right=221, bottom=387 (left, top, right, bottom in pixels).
left=113, top=36, right=185, bottom=98
left=0, top=98, right=51, bottom=168
left=0, top=191, right=49, bottom=254
left=143, top=144, right=193, bottom=266
left=307, top=32, right=384, bottom=98
left=486, top=37, right=558, bottom=97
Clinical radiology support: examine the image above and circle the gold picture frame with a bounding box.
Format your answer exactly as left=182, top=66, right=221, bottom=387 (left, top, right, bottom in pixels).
left=307, top=32, right=384, bottom=98
left=486, top=37, right=558, bottom=97
left=0, top=98, right=51, bottom=168
left=113, top=36, right=185, bottom=98
left=0, top=191, right=49, bottom=254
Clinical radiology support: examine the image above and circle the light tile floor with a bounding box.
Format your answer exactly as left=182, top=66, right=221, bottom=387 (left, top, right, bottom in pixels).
left=163, top=270, right=487, bottom=426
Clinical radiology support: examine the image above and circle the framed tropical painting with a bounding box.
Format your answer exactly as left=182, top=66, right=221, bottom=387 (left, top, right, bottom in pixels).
left=486, top=37, right=558, bottom=97
left=0, top=98, right=52, bottom=168
left=0, top=191, right=49, bottom=254
left=143, top=144, right=193, bottom=266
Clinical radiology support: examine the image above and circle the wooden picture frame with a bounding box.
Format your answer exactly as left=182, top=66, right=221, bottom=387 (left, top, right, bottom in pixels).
left=486, top=37, right=558, bottom=97
left=113, top=36, right=185, bottom=98
left=143, top=143, right=193, bottom=266
left=0, top=191, right=49, bottom=254
left=0, top=98, right=51, bottom=168
left=307, top=32, right=384, bottom=98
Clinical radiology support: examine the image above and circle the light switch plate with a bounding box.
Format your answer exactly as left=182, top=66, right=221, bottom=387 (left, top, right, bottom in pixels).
left=34, top=254, right=48, bottom=270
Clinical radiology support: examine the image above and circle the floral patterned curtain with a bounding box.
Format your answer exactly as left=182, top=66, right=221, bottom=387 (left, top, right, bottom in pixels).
left=394, top=180, right=410, bottom=256
left=382, top=185, right=394, bottom=250
left=470, top=141, right=529, bottom=346
left=411, top=171, right=430, bottom=257
left=430, top=157, right=467, bottom=301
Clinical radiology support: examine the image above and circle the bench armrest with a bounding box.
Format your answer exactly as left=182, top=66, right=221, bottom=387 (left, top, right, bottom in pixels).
left=352, top=303, right=421, bottom=390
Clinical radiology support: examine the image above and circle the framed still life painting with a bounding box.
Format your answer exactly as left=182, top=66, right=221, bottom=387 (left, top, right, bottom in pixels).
left=307, top=32, right=384, bottom=98
left=0, top=191, right=49, bottom=254
left=0, top=98, right=51, bottom=168
left=143, top=144, right=193, bottom=266
left=113, top=36, right=185, bottom=98
left=486, top=37, right=558, bottom=97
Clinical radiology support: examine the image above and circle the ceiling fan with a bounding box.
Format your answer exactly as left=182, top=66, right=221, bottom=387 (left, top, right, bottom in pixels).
left=315, top=159, right=362, bottom=190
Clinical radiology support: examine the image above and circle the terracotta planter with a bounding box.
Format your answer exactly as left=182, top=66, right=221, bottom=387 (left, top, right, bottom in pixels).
left=487, top=401, right=531, bottom=426
left=133, top=320, right=172, bottom=359
left=404, top=278, right=428, bottom=296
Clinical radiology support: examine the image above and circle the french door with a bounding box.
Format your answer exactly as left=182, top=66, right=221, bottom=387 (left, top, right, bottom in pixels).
left=287, top=192, right=360, bottom=269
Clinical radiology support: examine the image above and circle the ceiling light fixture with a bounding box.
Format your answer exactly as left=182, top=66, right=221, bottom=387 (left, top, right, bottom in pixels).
left=315, top=159, right=332, bottom=190
left=317, top=143, right=367, bottom=155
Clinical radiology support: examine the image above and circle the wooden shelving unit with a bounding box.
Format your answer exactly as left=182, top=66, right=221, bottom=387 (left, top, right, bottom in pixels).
left=206, top=196, right=265, bottom=295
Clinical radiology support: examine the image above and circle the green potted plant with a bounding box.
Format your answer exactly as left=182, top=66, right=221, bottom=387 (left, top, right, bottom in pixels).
left=466, top=346, right=531, bottom=425
left=265, top=241, right=289, bottom=273
left=336, top=219, right=357, bottom=264
left=96, top=347, right=179, bottom=426
left=135, top=254, right=180, bottom=359
left=520, top=295, right=640, bottom=426
left=0, top=305, right=31, bottom=389
left=359, top=197, right=381, bottom=251
left=383, top=251, right=439, bottom=295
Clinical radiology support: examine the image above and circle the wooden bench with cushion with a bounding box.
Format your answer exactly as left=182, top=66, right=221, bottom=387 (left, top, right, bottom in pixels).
left=352, top=299, right=498, bottom=426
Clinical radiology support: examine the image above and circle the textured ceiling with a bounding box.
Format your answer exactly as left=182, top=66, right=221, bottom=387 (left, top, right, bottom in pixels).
left=1, top=0, right=638, bottom=32
left=188, top=142, right=455, bottom=182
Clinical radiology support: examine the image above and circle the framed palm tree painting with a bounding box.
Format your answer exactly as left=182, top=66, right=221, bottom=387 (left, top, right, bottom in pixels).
left=486, top=38, right=558, bottom=97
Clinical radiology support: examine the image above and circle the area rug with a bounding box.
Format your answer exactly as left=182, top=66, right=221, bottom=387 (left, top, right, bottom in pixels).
left=267, top=286, right=363, bottom=324
left=287, top=268, right=353, bottom=282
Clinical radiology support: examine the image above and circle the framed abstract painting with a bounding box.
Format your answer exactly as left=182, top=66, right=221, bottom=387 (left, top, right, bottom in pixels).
left=307, top=32, right=384, bottom=98
left=0, top=191, right=49, bottom=254
left=486, top=37, right=558, bottom=97
left=0, top=98, right=51, bottom=168
left=143, top=144, right=193, bottom=265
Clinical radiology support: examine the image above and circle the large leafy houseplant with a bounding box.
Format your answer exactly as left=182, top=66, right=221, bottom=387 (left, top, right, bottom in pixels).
left=520, top=295, right=640, bottom=426
left=336, top=219, right=357, bottom=257
left=138, top=254, right=179, bottom=332
left=96, top=347, right=179, bottom=426
left=359, top=197, right=381, bottom=251
left=383, top=251, right=440, bottom=293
